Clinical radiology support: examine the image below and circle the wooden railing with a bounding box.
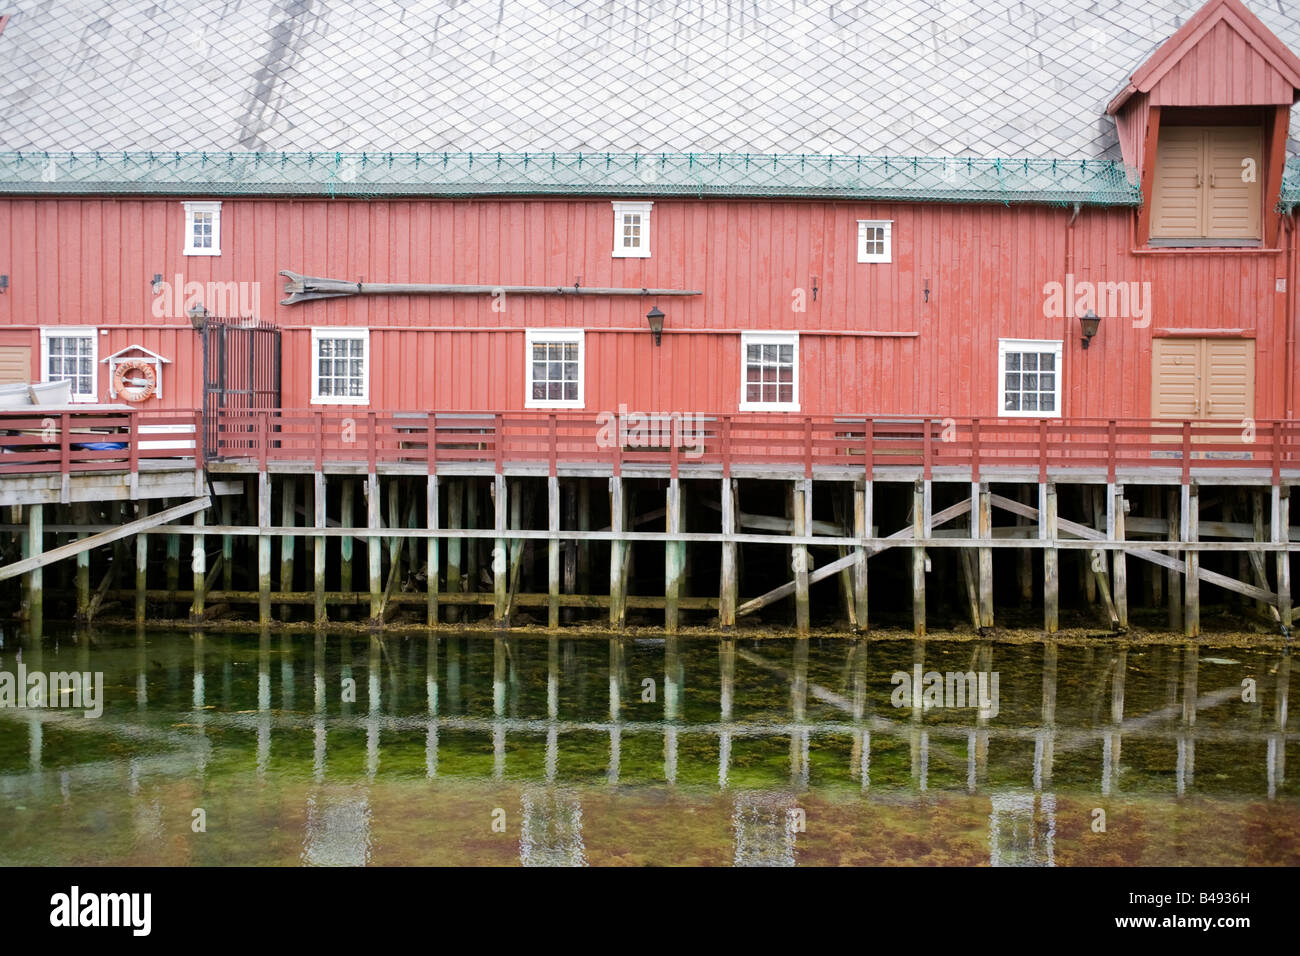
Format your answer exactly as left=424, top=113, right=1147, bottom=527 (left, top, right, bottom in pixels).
left=0, top=408, right=200, bottom=476
left=204, top=410, right=1300, bottom=484
left=3, top=407, right=1296, bottom=483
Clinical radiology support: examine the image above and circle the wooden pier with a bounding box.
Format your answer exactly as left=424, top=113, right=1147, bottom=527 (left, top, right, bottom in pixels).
left=2, top=407, right=1299, bottom=638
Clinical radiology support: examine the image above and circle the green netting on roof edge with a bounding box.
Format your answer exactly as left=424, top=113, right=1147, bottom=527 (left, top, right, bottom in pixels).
left=0, top=151, right=1142, bottom=205
left=1279, top=157, right=1300, bottom=212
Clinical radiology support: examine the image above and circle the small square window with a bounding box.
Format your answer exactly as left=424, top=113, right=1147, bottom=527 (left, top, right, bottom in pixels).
left=311, top=329, right=369, bottom=404
left=612, top=202, right=653, bottom=258
left=40, top=328, right=97, bottom=401
left=525, top=329, right=584, bottom=408
left=740, top=332, right=799, bottom=411
left=998, top=339, right=1061, bottom=418
left=183, top=201, right=222, bottom=256
left=857, top=220, right=892, bottom=263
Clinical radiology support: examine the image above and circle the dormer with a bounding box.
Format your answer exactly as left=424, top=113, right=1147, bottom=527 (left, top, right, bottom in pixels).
left=1108, top=0, right=1300, bottom=249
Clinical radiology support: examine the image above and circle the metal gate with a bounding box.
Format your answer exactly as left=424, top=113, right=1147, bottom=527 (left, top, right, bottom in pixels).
left=201, top=315, right=281, bottom=461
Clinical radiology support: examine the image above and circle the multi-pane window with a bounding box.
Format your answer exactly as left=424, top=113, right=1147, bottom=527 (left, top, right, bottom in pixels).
left=41, top=329, right=97, bottom=401
left=611, top=202, right=652, bottom=258
left=998, top=339, right=1062, bottom=417
left=311, top=329, right=368, bottom=404
left=740, top=332, right=799, bottom=411
left=525, top=329, right=584, bottom=408
left=857, top=219, right=892, bottom=263
left=183, top=201, right=222, bottom=255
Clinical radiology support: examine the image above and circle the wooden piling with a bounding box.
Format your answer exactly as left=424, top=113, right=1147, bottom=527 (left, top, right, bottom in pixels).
left=190, top=506, right=205, bottom=622
left=74, top=502, right=90, bottom=621
left=1166, top=487, right=1183, bottom=630
left=314, top=472, right=327, bottom=626
left=367, top=472, right=381, bottom=623
left=1042, top=482, right=1058, bottom=634
left=977, top=482, right=993, bottom=629
left=1182, top=482, right=1199, bottom=638
left=220, top=495, right=234, bottom=592
left=445, top=479, right=462, bottom=623
left=665, top=477, right=683, bottom=633
left=792, top=479, right=811, bottom=637
left=912, top=480, right=927, bottom=636
left=25, top=503, right=42, bottom=637
left=719, top=477, right=738, bottom=629
left=135, top=499, right=148, bottom=624
left=853, top=479, right=869, bottom=633
left=493, top=474, right=508, bottom=624
left=609, top=475, right=627, bottom=628
left=339, top=477, right=355, bottom=619
left=166, top=508, right=181, bottom=616
left=427, top=475, right=439, bottom=627
left=1111, top=483, right=1128, bottom=630
left=547, top=476, right=560, bottom=629
left=257, top=472, right=271, bottom=624
left=1274, top=484, right=1292, bottom=629
left=1017, top=485, right=1034, bottom=602
left=279, top=476, right=296, bottom=621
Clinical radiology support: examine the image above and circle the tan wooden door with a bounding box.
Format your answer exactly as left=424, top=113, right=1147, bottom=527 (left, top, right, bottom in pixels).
left=1150, top=126, right=1262, bottom=240
left=0, top=345, right=31, bottom=384
left=1151, top=337, right=1255, bottom=422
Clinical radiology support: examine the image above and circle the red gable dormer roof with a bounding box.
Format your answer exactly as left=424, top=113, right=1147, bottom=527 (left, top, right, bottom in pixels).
left=1109, top=0, right=1300, bottom=113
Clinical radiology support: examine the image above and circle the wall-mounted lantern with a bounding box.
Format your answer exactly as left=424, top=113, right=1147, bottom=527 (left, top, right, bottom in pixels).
left=0, top=275, right=7, bottom=294
left=646, top=305, right=665, bottom=346
left=1079, top=310, right=1101, bottom=349
left=152, top=273, right=163, bottom=295
left=187, top=301, right=209, bottom=332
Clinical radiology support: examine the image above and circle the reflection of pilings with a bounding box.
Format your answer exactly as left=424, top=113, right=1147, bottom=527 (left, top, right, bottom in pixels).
left=719, top=639, right=735, bottom=788
left=302, top=789, right=372, bottom=867
left=732, top=791, right=798, bottom=867
left=520, top=788, right=586, bottom=867
left=849, top=638, right=870, bottom=789
left=1102, top=647, right=1126, bottom=797
left=1034, top=642, right=1057, bottom=792
left=1268, top=651, right=1290, bottom=799
left=790, top=639, right=809, bottom=787
left=257, top=628, right=271, bottom=776
left=367, top=637, right=381, bottom=779
left=989, top=791, right=1056, bottom=867
left=1178, top=645, right=1198, bottom=796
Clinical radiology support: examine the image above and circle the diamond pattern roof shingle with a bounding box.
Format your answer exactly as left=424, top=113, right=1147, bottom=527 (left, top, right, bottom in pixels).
left=2, top=0, right=1300, bottom=160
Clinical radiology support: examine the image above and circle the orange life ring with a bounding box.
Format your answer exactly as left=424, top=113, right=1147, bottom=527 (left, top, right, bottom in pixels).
left=112, top=361, right=157, bottom=402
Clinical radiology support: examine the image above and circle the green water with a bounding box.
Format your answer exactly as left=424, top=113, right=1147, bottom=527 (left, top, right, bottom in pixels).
left=0, top=626, right=1296, bottom=866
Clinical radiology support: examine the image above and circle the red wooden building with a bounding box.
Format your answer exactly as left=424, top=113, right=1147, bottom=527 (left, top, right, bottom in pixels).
left=2, top=0, right=1300, bottom=429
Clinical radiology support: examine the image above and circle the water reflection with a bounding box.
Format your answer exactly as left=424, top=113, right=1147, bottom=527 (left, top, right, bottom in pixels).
left=0, top=628, right=1295, bottom=866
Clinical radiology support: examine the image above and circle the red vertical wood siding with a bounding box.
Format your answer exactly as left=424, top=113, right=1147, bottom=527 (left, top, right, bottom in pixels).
left=0, top=196, right=1294, bottom=421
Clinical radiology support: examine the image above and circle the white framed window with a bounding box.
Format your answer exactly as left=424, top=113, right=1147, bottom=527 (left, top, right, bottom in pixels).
left=310, top=328, right=369, bottom=404
left=40, top=327, right=98, bottom=402
left=612, top=201, right=653, bottom=258
left=998, top=339, right=1062, bottom=417
left=525, top=329, right=584, bottom=408
left=183, top=201, right=222, bottom=256
left=740, top=331, right=799, bottom=411
left=857, top=219, right=892, bottom=263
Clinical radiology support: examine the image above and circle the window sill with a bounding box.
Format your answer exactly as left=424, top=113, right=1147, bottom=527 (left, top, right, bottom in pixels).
left=739, top=404, right=802, bottom=413
left=1133, top=244, right=1279, bottom=255
left=183, top=249, right=221, bottom=257
left=310, top=397, right=369, bottom=406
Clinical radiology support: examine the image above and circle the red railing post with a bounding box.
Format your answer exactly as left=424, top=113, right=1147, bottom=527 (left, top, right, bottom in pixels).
left=1106, top=418, right=1117, bottom=484
left=549, top=413, right=558, bottom=478
left=803, top=416, right=813, bottom=477
left=922, top=417, right=933, bottom=481
left=1037, top=419, right=1048, bottom=484
left=864, top=417, right=874, bottom=482
left=60, top=411, right=71, bottom=474
left=721, top=414, right=731, bottom=479
left=128, top=410, right=139, bottom=478
left=258, top=410, right=269, bottom=472
left=1181, top=420, right=1191, bottom=485
left=970, top=417, right=981, bottom=482
left=314, top=410, right=324, bottom=473
left=1273, top=420, right=1282, bottom=487
left=494, top=412, right=504, bottom=475
left=368, top=411, right=378, bottom=473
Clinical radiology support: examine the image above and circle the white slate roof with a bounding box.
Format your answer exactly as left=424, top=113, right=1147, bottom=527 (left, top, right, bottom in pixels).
left=1, top=0, right=1299, bottom=160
